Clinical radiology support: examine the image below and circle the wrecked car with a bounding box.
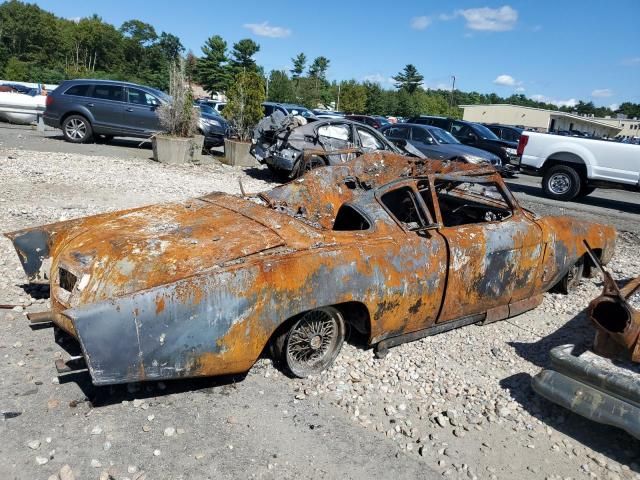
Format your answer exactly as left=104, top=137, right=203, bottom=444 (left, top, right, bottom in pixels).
left=6, top=152, right=616, bottom=385
left=532, top=249, right=640, bottom=439
left=251, top=114, right=419, bottom=179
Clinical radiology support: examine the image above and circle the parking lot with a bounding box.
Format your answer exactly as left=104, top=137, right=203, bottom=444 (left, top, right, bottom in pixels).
left=1, top=125, right=639, bottom=480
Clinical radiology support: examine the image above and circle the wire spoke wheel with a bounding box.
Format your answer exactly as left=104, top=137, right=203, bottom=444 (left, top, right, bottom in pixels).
left=284, top=307, right=345, bottom=377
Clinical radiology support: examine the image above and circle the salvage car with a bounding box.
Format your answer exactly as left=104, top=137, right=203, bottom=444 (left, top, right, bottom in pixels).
left=6, top=152, right=616, bottom=385
left=251, top=116, right=407, bottom=178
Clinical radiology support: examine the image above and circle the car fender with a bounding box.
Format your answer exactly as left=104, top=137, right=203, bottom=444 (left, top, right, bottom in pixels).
left=542, top=141, right=596, bottom=178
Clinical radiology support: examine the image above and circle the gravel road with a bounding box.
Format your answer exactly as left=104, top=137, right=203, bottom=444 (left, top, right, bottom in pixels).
left=0, top=133, right=639, bottom=480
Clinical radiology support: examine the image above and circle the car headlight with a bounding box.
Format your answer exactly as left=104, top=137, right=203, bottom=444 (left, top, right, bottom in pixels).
left=202, top=118, right=221, bottom=127
left=503, top=147, right=517, bottom=155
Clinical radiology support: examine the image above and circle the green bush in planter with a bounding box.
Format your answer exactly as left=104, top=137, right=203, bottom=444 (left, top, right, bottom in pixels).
left=223, top=70, right=266, bottom=142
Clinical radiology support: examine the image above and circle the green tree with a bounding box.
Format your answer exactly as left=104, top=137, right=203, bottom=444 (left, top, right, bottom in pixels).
left=267, top=70, right=295, bottom=103
left=158, top=32, right=184, bottom=62
left=338, top=80, right=367, bottom=113
left=230, top=38, right=260, bottom=72
left=308, top=56, right=330, bottom=80
left=3, top=57, right=29, bottom=80
left=290, top=52, right=306, bottom=79
left=393, top=64, right=423, bottom=94
left=223, top=70, right=266, bottom=141
left=363, top=81, right=384, bottom=115
left=197, top=35, right=231, bottom=95
left=184, top=50, right=198, bottom=84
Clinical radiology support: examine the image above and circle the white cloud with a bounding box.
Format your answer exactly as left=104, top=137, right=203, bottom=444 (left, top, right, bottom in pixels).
left=410, top=16, right=432, bottom=30
left=591, top=88, right=613, bottom=98
left=515, top=86, right=526, bottom=92
left=609, top=103, right=620, bottom=111
left=456, top=5, right=518, bottom=31
left=493, top=74, right=517, bottom=86
left=438, top=13, right=457, bottom=21
left=363, top=73, right=395, bottom=86
left=621, top=57, right=640, bottom=66
left=243, top=21, right=291, bottom=38
left=531, top=94, right=578, bottom=108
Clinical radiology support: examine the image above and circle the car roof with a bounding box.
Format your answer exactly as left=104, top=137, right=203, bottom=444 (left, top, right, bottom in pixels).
left=61, top=79, right=154, bottom=89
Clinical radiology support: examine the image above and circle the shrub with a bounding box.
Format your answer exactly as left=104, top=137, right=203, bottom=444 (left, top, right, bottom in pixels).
left=223, top=70, right=265, bottom=141
left=157, top=60, right=198, bottom=137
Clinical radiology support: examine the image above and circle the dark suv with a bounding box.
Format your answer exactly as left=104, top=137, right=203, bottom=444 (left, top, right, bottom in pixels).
left=407, top=116, right=519, bottom=166
left=45, top=79, right=169, bottom=143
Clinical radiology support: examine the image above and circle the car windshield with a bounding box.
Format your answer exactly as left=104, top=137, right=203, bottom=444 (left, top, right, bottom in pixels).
left=146, top=87, right=170, bottom=103
left=287, top=107, right=314, bottom=118
left=473, top=123, right=500, bottom=140
left=198, top=104, right=216, bottom=115
left=375, top=117, right=390, bottom=126
left=430, top=128, right=460, bottom=144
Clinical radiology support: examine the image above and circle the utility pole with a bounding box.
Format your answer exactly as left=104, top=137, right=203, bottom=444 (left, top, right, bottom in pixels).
left=265, top=76, right=269, bottom=99
left=449, top=75, right=456, bottom=108
left=336, top=83, right=341, bottom=111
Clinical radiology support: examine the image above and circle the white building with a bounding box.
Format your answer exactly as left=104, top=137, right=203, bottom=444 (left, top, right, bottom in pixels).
left=460, top=104, right=639, bottom=139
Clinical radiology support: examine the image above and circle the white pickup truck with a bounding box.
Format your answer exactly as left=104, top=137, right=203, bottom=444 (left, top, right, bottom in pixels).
left=517, top=131, right=640, bottom=201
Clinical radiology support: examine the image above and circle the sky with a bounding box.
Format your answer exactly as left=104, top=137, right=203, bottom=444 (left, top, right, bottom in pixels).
left=29, top=0, right=640, bottom=108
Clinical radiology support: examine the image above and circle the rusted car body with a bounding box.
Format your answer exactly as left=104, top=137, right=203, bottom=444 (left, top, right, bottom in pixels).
left=6, top=152, right=616, bottom=385
left=532, top=258, right=640, bottom=439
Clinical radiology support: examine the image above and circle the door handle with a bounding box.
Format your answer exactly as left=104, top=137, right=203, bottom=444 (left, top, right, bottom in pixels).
left=87, top=103, right=94, bottom=107
left=125, top=107, right=134, bottom=112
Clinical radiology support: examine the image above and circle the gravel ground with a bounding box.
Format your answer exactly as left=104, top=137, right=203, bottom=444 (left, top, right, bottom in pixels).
left=0, top=148, right=639, bottom=480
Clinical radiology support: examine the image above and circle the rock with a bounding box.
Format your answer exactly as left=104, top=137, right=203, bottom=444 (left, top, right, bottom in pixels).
left=163, top=427, right=175, bottom=437
left=435, top=415, right=448, bottom=428
left=103, top=441, right=111, bottom=451
left=91, top=426, right=103, bottom=435
left=27, top=440, right=41, bottom=450
left=35, top=456, right=48, bottom=465
left=59, top=464, right=75, bottom=480
left=195, top=453, right=205, bottom=460
left=142, top=425, right=151, bottom=432
left=132, top=399, right=144, bottom=408
left=153, top=449, right=161, bottom=457
left=91, top=459, right=102, bottom=468
left=128, top=466, right=138, bottom=474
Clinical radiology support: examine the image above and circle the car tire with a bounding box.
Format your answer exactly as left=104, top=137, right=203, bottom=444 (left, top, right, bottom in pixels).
left=552, top=257, right=584, bottom=294
left=62, top=115, right=93, bottom=143
left=276, top=307, right=345, bottom=378
left=542, top=164, right=582, bottom=201
left=577, top=185, right=597, bottom=198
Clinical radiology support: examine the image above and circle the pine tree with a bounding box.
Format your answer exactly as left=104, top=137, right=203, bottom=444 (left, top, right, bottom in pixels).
left=393, top=64, right=424, bottom=94
left=290, top=53, right=306, bottom=79
left=196, top=35, right=231, bottom=95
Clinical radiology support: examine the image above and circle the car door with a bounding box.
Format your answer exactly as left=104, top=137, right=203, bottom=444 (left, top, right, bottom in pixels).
left=316, top=121, right=357, bottom=164
left=428, top=174, right=543, bottom=322
left=451, top=121, right=476, bottom=145
left=87, top=84, right=125, bottom=132
left=375, top=181, right=448, bottom=333
left=410, top=127, right=444, bottom=158
left=124, top=87, right=161, bottom=134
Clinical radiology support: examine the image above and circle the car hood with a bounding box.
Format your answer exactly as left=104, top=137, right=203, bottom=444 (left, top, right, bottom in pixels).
left=53, top=196, right=285, bottom=305
left=200, top=112, right=227, bottom=124
left=430, top=143, right=499, bottom=161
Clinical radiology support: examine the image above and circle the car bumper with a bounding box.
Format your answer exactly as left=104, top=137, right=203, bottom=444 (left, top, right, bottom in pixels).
left=200, top=124, right=227, bottom=147
left=265, top=150, right=300, bottom=172
left=43, top=112, right=60, bottom=128
left=532, top=344, right=640, bottom=440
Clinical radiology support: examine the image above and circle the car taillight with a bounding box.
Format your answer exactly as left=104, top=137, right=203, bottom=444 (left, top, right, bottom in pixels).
left=46, top=95, right=54, bottom=107
left=516, top=134, right=529, bottom=156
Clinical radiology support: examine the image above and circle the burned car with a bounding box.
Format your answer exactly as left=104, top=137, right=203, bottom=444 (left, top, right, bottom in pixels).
left=6, top=152, right=616, bottom=385
left=251, top=114, right=408, bottom=179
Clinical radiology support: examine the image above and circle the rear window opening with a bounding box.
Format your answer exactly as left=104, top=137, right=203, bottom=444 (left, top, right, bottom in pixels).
left=333, top=205, right=370, bottom=231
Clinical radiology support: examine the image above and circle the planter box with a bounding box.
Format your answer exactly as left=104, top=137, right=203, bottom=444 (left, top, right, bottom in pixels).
left=152, top=134, right=204, bottom=164
left=222, top=138, right=257, bottom=167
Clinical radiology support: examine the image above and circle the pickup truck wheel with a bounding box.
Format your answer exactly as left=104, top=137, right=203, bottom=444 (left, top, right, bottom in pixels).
left=62, top=115, right=93, bottom=143
left=552, top=258, right=584, bottom=294
left=542, top=165, right=582, bottom=201
left=282, top=307, right=345, bottom=378
left=577, top=185, right=597, bottom=198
